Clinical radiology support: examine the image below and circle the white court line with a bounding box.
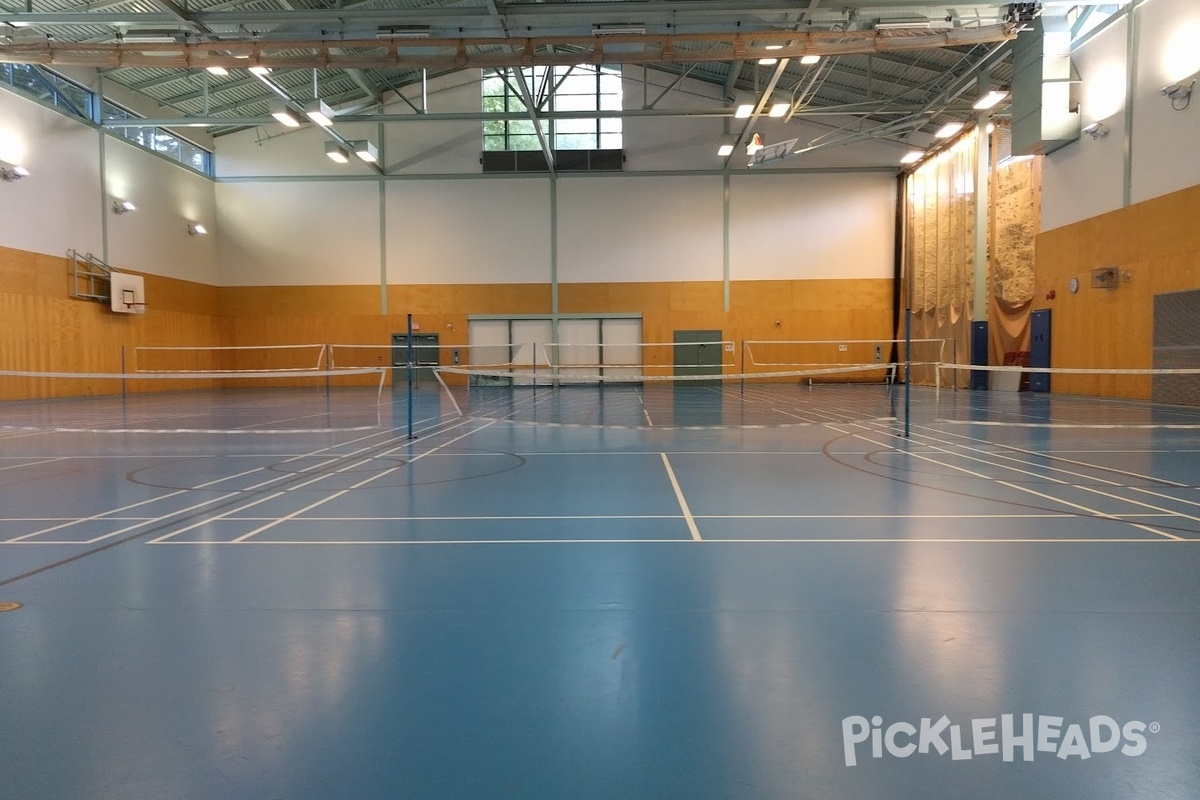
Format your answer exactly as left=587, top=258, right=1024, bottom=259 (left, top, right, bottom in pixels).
left=231, top=420, right=500, bottom=543
left=150, top=537, right=1198, bottom=545
left=661, top=452, right=701, bottom=541
left=829, top=423, right=1182, bottom=541
left=178, top=512, right=1176, bottom=522
left=898, top=424, right=1200, bottom=527
left=13, top=425, right=435, bottom=545
left=886, top=425, right=1200, bottom=531
left=0, top=457, right=67, bottom=473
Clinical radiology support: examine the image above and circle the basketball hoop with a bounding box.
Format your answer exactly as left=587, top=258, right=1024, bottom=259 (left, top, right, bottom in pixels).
left=124, top=301, right=147, bottom=315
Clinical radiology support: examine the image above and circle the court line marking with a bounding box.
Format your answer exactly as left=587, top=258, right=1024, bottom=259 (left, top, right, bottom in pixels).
left=889, top=424, right=1200, bottom=523
left=5, top=422, right=442, bottom=543
left=660, top=452, right=701, bottom=541
left=899, top=424, right=1200, bottom=526
left=130, top=512, right=1180, bottom=521
left=829, top=423, right=1182, bottom=541
left=231, top=420, right=501, bottom=543
left=148, top=537, right=1199, bottom=545
left=0, top=457, right=67, bottom=473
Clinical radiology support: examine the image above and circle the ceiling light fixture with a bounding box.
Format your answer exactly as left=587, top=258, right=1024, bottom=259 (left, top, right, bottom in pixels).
left=325, top=141, right=350, bottom=164
left=270, top=99, right=301, bottom=127
left=800, top=54, right=820, bottom=65
left=350, top=140, right=379, bottom=163
left=376, top=25, right=432, bottom=38
left=591, top=24, right=646, bottom=35
left=717, top=135, right=736, bottom=157
left=305, top=99, right=335, bottom=127
left=900, top=151, right=923, bottom=164
left=934, top=121, right=964, bottom=139
left=206, top=66, right=228, bottom=76
left=248, top=66, right=271, bottom=76
left=768, top=93, right=790, bottom=117
left=973, top=89, right=1009, bottom=110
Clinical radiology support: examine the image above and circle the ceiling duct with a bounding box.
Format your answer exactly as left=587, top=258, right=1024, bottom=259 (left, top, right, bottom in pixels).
left=1011, top=15, right=1080, bottom=155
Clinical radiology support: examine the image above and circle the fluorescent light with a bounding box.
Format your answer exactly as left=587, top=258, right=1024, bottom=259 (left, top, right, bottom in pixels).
left=269, top=99, right=301, bottom=127
left=376, top=25, right=431, bottom=39
left=973, top=90, right=1008, bottom=110
left=305, top=99, right=335, bottom=127
left=325, top=141, right=350, bottom=163
left=875, top=20, right=931, bottom=30
left=351, top=140, right=379, bottom=163
left=206, top=66, right=228, bottom=76
left=591, top=24, right=646, bottom=35
left=900, top=151, right=923, bottom=164
left=934, top=121, right=964, bottom=138
left=113, top=200, right=136, bottom=214
left=758, top=57, right=778, bottom=65
left=765, top=45, right=783, bottom=51
left=734, top=103, right=754, bottom=119
left=768, top=94, right=790, bottom=117
left=800, top=54, right=820, bottom=65
left=717, top=135, right=736, bottom=157
left=249, top=66, right=271, bottom=76
left=122, top=34, right=179, bottom=44
left=187, top=223, right=207, bottom=236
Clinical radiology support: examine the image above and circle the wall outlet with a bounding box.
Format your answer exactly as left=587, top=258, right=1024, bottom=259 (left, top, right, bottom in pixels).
left=838, top=344, right=848, bottom=352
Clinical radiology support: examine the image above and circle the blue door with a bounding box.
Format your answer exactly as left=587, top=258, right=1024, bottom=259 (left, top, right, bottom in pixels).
left=1029, top=310, right=1051, bottom=392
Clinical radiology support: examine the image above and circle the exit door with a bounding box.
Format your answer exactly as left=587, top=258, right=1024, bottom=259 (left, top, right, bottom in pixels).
left=1029, top=310, right=1051, bottom=392
left=392, top=333, right=440, bottom=388
left=674, top=330, right=724, bottom=385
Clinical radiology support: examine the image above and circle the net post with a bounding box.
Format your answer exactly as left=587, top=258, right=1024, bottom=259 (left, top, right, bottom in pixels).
left=406, top=314, right=415, bottom=440
left=903, top=313, right=912, bottom=438
left=533, top=342, right=537, bottom=395
left=324, top=343, right=331, bottom=398
left=121, top=345, right=127, bottom=400
left=740, top=340, right=745, bottom=395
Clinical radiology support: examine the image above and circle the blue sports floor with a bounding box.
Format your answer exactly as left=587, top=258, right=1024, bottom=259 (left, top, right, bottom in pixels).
left=1, top=385, right=1199, bottom=799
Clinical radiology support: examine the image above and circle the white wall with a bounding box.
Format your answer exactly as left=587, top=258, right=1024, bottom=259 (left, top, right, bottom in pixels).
left=105, top=138, right=219, bottom=284
left=0, top=88, right=218, bottom=285
left=386, top=179, right=550, bottom=284
left=731, top=172, right=896, bottom=280
left=558, top=176, right=724, bottom=283
left=216, top=181, right=380, bottom=286
left=0, top=89, right=103, bottom=258
left=1041, top=0, right=1200, bottom=231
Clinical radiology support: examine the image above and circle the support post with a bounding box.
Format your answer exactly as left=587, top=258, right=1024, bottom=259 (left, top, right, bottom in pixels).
left=970, top=116, right=991, bottom=390
left=406, top=314, right=414, bottom=439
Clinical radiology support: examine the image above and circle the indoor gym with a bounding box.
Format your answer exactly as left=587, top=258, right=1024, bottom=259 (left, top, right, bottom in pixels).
left=2, top=1, right=1200, bottom=798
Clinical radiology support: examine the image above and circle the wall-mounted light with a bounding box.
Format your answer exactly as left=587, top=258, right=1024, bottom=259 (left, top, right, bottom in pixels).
left=717, top=135, right=736, bottom=157
left=113, top=200, right=136, bottom=214
left=934, top=121, right=965, bottom=139
left=900, top=151, right=923, bottom=164
left=1161, top=79, right=1194, bottom=109
left=1082, top=121, right=1109, bottom=139
left=305, top=99, right=335, bottom=127
left=350, top=140, right=379, bottom=163
left=269, top=99, right=301, bottom=127
left=325, top=141, right=350, bottom=164
left=187, top=223, right=208, bottom=236
left=973, top=89, right=1009, bottom=110
left=1, top=164, right=29, bottom=182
